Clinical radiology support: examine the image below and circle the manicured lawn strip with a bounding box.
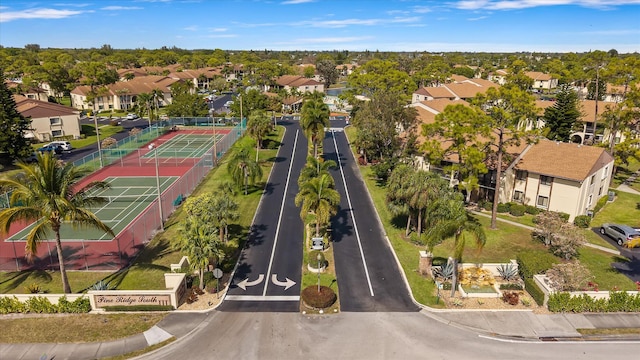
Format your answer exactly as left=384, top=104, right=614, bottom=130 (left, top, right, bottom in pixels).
left=578, top=247, right=636, bottom=291
left=0, top=270, right=110, bottom=294
left=301, top=239, right=340, bottom=313
left=583, top=230, right=617, bottom=250
left=494, top=212, right=536, bottom=227
left=591, top=191, right=640, bottom=228
left=0, top=313, right=166, bottom=343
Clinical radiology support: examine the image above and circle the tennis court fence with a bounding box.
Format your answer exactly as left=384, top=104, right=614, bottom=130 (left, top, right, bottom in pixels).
left=0, top=119, right=246, bottom=271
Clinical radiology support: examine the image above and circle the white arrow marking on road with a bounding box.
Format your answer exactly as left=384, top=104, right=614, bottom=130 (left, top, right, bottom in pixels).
left=237, top=274, right=265, bottom=290
left=271, top=274, right=296, bottom=290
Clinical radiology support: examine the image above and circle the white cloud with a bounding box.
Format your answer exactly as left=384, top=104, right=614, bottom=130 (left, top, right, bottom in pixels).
left=453, top=0, right=640, bottom=10
left=293, top=16, right=421, bottom=28
left=184, top=25, right=198, bottom=31
left=0, top=8, right=85, bottom=22
left=211, top=28, right=228, bottom=32
left=413, top=5, right=433, bottom=13
left=101, top=6, right=143, bottom=11
left=205, top=34, right=238, bottom=38
left=53, top=3, right=91, bottom=7
left=468, top=15, right=488, bottom=20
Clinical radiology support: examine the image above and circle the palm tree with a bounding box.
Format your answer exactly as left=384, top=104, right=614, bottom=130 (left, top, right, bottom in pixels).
left=298, top=156, right=337, bottom=187
left=295, top=173, right=340, bottom=237
left=227, top=146, right=263, bottom=195
left=0, top=152, right=114, bottom=293
left=246, top=110, right=273, bottom=162
left=386, top=164, right=415, bottom=237
left=426, top=196, right=486, bottom=296
left=211, top=193, right=239, bottom=243
left=150, top=88, right=165, bottom=122
left=300, top=96, right=330, bottom=158
left=177, top=216, right=225, bottom=290
left=136, top=92, right=153, bottom=123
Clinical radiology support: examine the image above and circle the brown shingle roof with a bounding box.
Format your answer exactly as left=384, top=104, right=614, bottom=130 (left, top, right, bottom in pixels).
left=14, top=95, right=78, bottom=118
left=276, top=75, right=322, bottom=87
left=579, top=99, right=616, bottom=123
left=525, top=71, right=553, bottom=81
left=515, top=139, right=613, bottom=181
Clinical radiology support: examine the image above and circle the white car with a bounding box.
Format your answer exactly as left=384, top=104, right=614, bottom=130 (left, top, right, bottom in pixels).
left=126, top=113, right=139, bottom=120
left=47, top=141, right=72, bottom=151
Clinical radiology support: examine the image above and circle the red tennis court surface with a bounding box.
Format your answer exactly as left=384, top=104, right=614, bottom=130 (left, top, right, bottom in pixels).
left=0, top=128, right=232, bottom=271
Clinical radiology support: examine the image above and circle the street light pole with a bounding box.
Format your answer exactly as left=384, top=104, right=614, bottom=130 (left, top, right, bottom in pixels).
left=93, top=107, right=103, bottom=168
left=148, top=143, right=164, bottom=231
left=212, top=114, right=218, bottom=166
left=317, top=253, right=322, bottom=293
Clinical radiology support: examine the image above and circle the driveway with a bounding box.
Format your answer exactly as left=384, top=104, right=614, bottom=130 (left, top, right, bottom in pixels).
left=591, top=227, right=640, bottom=283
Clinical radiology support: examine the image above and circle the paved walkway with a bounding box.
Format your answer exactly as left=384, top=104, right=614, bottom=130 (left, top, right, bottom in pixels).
left=617, top=167, right=640, bottom=195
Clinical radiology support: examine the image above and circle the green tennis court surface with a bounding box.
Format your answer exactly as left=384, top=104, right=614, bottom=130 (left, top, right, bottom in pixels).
left=143, top=134, right=224, bottom=159
left=8, top=176, right=178, bottom=241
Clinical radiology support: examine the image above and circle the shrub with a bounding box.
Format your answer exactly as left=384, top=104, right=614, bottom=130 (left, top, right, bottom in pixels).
left=524, top=278, right=545, bottom=306
left=0, top=296, right=27, bottom=314
left=509, top=204, right=526, bottom=217
left=496, top=203, right=510, bottom=213
left=57, top=296, right=91, bottom=313
left=499, top=283, right=524, bottom=290
left=25, top=296, right=58, bottom=313
left=525, top=205, right=540, bottom=215
left=573, top=215, right=591, bottom=228
left=308, top=250, right=326, bottom=268
left=547, top=291, right=640, bottom=313
left=592, top=195, right=609, bottom=214
left=516, top=250, right=559, bottom=279
left=496, top=263, right=519, bottom=281
left=25, top=283, right=43, bottom=294
left=545, top=261, right=592, bottom=292
left=502, top=291, right=520, bottom=305
left=557, top=212, right=570, bottom=222
left=483, top=201, right=492, bottom=211
left=301, top=285, right=337, bottom=309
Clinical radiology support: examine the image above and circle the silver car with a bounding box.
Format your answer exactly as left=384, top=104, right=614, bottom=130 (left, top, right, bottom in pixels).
left=599, top=223, right=640, bottom=246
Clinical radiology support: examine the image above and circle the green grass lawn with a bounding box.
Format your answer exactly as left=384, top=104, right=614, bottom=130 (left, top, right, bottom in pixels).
left=611, top=158, right=640, bottom=188
left=591, top=190, right=640, bottom=228
left=0, top=270, right=110, bottom=294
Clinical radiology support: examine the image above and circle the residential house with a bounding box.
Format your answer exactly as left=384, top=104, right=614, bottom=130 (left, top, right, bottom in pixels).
left=525, top=71, right=558, bottom=90
left=5, top=80, right=49, bottom=101
left=14, top=95, right=81, bottom=142
left=273, top=75, right=324, bottom=94
left=167, top=68, right=222, bottom=91
left=502, top=139, right=614, bottom=221
left=336, top=63, right=357, bottom=77
left=70, top=75, right=179, bottom=111
left=282, top=96, right=304, bottom=113
left=411, top=78, right=498, bottom=104
left=488, top=69, right=509, bottom=85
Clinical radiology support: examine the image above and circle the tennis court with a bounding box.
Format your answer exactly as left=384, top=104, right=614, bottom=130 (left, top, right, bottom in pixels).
left=142, top=133, right=224, bottom=159
left=7, top=176, right=178, bottom=242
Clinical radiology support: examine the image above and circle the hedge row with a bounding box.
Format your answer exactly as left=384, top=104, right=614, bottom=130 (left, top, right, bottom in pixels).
left=524, top=278, right=545, bottom=306
left=516, top=250, right=559, bottom=279
left=548, top=291, right=640, bottom=313
left=0, top=296, right=91, bottom=314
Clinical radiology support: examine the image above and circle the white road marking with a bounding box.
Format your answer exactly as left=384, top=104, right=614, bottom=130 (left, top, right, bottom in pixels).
left=331, top=130, right=375, bottom=296
left=262, top=129, right=299, bottom=296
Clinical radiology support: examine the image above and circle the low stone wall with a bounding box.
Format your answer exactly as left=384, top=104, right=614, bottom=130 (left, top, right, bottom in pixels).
left=533, top=274, right=640, bottom=306
left=89, top=272, right=187, bottom=310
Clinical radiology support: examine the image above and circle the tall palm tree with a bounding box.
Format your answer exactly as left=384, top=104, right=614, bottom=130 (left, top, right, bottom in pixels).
left=298, top=156, right=337, bottom=187
left=246, top=110, right=274, bottom=162
left=386, top=164, right=415, bottom=237
left=300, top=97, right=330, bottom=158
left=177, top=216, right=225, bottom=290
left=295, top=173, right=340, bottom=237
left=227, top=146, right=263, bottom=195
left=0, top=152, right=114, bottom=293
left=426, top=196, right=486, bottom=296
left=150, top=88, right=165, bottom=122
left=136, top=92, right=153, bottom=123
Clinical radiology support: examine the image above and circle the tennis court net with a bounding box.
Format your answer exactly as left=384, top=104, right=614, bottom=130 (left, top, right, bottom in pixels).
left=101, top=194, right=159, bottom=204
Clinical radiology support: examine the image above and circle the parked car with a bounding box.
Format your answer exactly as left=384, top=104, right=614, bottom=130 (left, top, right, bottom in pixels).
left=47, top=141, right=72, bottom=151
left=599, top=223, right=640, bottom=246
left=37, top=144, right=63, bottom=155
left=126, top=113, right=138, bottom=120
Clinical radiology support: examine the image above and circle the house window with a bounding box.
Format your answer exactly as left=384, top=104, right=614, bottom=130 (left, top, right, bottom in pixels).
left=540, top=175, right=553, bottom=186
left=537, top=195, right=549, bottom=209
left=513, top=190, right=524, bottom=202
left=598, top=186, right=603, bottom=196
left=49, top=117, right=61, bottom=125
left=602, top=166, right=609, bottom=180
left=590, top=174, right=595, bottom=185
left=515, top=170, right=527, bottom=181
left=588, top=194, right=593, bottom=207
left=51, top=130, right=63, bottom=137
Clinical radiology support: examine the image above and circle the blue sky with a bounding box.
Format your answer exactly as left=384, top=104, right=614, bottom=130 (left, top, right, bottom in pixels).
left=1, top=0, right=639, bottom=52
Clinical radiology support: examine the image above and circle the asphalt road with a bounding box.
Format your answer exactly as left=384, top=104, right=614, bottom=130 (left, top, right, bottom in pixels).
left=592, top=227, right=640, bottom=282
left=219, top=120, right=307, bottom=312
left=324, top=123, right=418, bottom=312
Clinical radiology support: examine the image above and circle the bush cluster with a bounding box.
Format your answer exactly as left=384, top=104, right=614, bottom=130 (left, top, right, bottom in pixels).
left=301, top=285, right=336, bottom=309
left=499, top=283, right=524, bottom=290
left=592, top=195, right=609, bottom=214
left=509, top=204, right=526, bottom=217
left=516, top=250, right=559, bottom=278
left=0, top=296, right=91, bottom=314
left=502, top=291, right=520, bottom=305
left=548, top=291, right=640, bottom=313
left=525, top=205, right=541, bottom=215
left=573, top=215, right=592, bottom=228
left=496, top=203, right=510, bottom=213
